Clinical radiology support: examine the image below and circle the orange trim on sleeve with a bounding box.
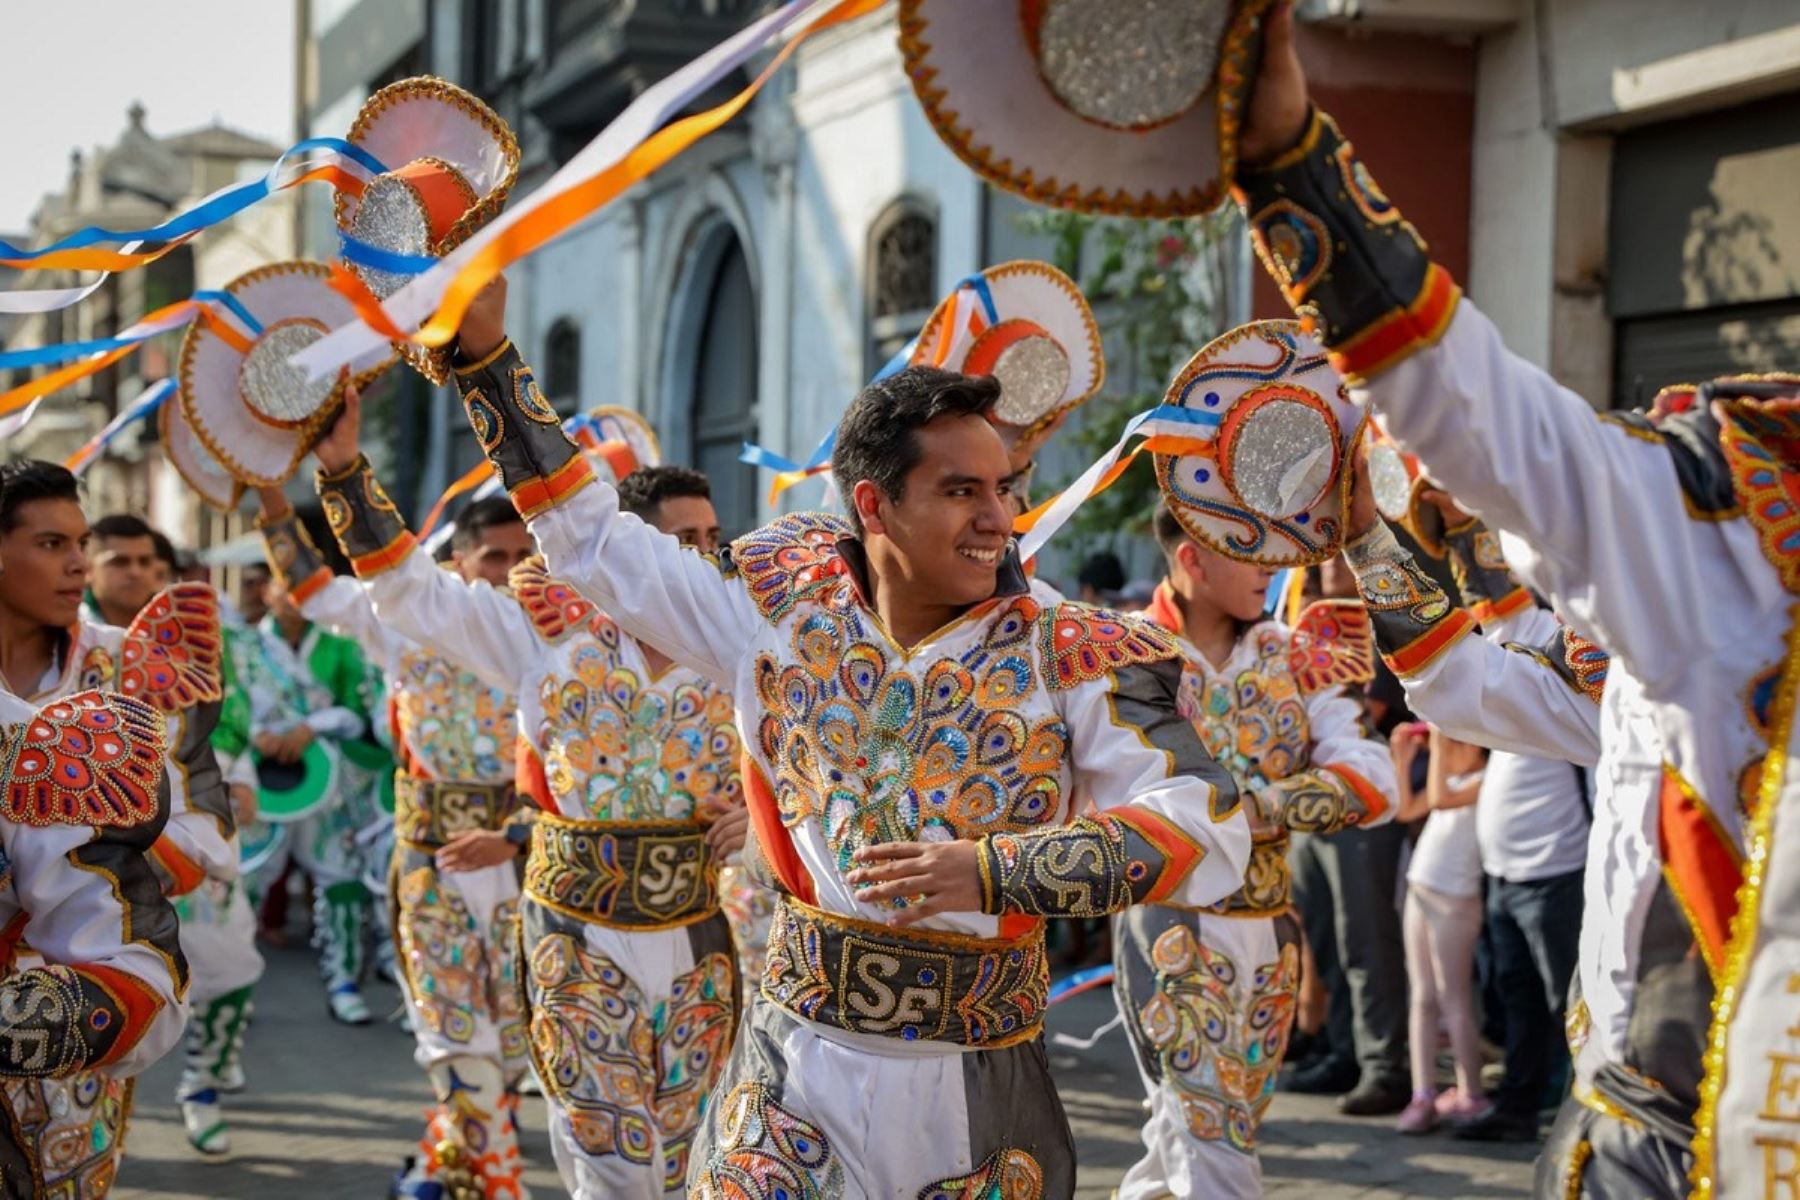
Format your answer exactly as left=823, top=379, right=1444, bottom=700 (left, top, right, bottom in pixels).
left=742, top=757, right=815, bottom=906
left=1328, top=263, right=1462, bottom=386
left=287, top=566, right=334, bottom=607
left=509, top=455, right=596, bottom=520
left=1469, top=586, right=1533, bottom=629
left=515, top=740, right=552, bottom=812
left=349, top=531, right=417, bottom=578
left=1657, top=766, right=1744, bottom=978
left=1108, top=807, right=1206, bottom=906
left=1383, top=607, right=1476, bottom=676
left=1323, top=763, right=1390, bottom=825
left=81, top=962, right=166, bottom=1068
left=148, top=834, right=207, bottom=897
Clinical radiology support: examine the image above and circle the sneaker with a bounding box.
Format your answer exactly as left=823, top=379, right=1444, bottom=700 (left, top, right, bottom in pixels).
left=216, top=1062, right=247, bottom=1094
left=1396, top=1093, right=1438, bottom=1135
left=327, top=982, right=372, bottom=1026
left=1338, top=1076, right=1411, bottom=1116
left=179, top=1088, right=230, bottom=1158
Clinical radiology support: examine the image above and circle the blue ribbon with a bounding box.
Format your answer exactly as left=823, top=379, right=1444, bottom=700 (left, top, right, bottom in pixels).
left=70, top=380, right=175, bottom=473
left=191, top=290, right=264, bottom=338
left=0, top=138, right=388, bottom=262
left=1264, top=568, right=1292, bottom=614
left=336, top=232, right=439, bottom=277
left=0, top=288, right=271, bottom=372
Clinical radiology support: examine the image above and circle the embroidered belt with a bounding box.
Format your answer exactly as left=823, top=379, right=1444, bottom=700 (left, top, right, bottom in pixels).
left=1205, top=837, right=1291, bottom=918
left=395, top=776, right=521, bottom=848
left=523, top=811, right=718, bottom=930
left=761, top=898, right=1048, bottom=1049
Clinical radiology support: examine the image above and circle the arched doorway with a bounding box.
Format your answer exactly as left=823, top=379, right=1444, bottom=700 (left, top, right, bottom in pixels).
left=688, top=236, right=759, bottom=536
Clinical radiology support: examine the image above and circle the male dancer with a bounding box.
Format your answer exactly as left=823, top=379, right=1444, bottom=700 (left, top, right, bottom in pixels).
left=87, top=513, right=265, bottom=1158
left=257, top=486, right=535, bottom=1200
left=1234, top=7, right=1789, bottom=1191
left=1115, top=502, right=1394, bottom=1196
left=0, top=461, right=232, bottom=1193
left=256, top=552, right=393, bottom=1025
left=445, top=277, right=1250, bottom=1194
left=308, top=396, right=746, bottom=1200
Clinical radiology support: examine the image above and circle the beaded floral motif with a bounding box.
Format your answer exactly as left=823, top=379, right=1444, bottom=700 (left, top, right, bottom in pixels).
left=1253, top=199, right=1330, bottom=297
left=916, top=1147, right=1045, bottom=1200
left=1040, top=603, right=1179, bottom=690
left=393, top=648, right=513, bottom=783
left=510, top=556, right=607, bottom=643
left=1559, top=629, right=1610, bottom=705
left=1720, top=408, right=1800, bottom=594
left=653, top=952, right=737, bottom=1192
left=754, top=596, right=1070, bottom=867
left=1, top=691, right=164, bottom=828
left=527, top=933, right=656, bottom=1162
left=1286, top=600, right=1374, bottom=695
left=117, top=583, right=223, bottom=713
left=1138, top=926, right=1298, bottom=1155
left=398, top=867, right=502, bottom=1047
left=7, top=1067, right=129, bottom=1198
left=1178, top=627, right=1311, bottom=796
left=692, top=1081, right=845, bottom=1200
left=724, top=513, right=856, bottom=623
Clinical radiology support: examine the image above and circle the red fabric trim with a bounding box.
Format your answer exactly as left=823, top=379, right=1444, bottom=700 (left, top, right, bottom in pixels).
left=148, top=834, right=207, bottom=897
left=1383, top=607, right=1476, bottom=676
left=1657, top=769, right=1743, bottom=976
left=81, top=962, right=165, bottom=1069
left=1324, top=763, right=1389, bottom=825
left=1329, top=263, right=1462, bottom=385
left=742, top=758, right=814, bottom=905
left=1143, top=579, right=1183, bottom=634
left=515, top=741, right=552, bottom=811
left=1469, top=586, right=1533, bottom=629
left=288, top=566, right=334, bottom=607
left=510, top=456, right=595, bottom=519
left=349, top=531, right=417, bottom=578
left=1108, top=807, right=1205, bottom=905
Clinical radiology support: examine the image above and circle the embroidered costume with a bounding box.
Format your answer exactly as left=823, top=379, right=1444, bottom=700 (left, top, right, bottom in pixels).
left=1115, top=587, right=1393, bottom=1196
left=311, top=453, right=740, bottom=1200
left=1235, top=104, right=1799, bottom=1197
left=4, top=584, right=230, bottom=1195
left=451, top=338, right=1250, bottom=1196
left=261, top=510, right=533, bottom=1199
left=248, top=602, right=393, bottom=1026
left=0, top=688, right=187, bottom=1200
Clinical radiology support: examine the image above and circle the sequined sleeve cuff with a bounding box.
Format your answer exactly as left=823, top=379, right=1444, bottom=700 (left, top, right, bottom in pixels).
left=0, top=963, right=167, bottom=1076
left=314, top=455, right=415, bottom=579
left=975, top=809, right=1205, bottom=918
left=1343, top=521, right=1474, bottom=676
left=1442, top=519, right=1533, bottom=627
left=1234, top=107, right=1462, bottom=385
left=452, top=339, right=593, bottom=518
left=256, top=510, right=332, bottom=606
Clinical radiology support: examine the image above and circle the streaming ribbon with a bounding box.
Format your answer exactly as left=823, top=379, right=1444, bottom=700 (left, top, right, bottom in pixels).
left=291, top=0, right=889, bottom=382
left=66, top=379, right=175, bottom=474
left=738, top=273, right=998, bottom=504
left=416, top=410, right=635, bottom=542
left=1013, top=404, right=1224, bottom=562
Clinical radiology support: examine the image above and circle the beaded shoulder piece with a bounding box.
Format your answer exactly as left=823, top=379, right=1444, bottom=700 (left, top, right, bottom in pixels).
left=508, top=555, right=614, bottom=646
left=1039, top=603, right=1180, bottom=691
left=1, top=691, right=165, bottom=828
left=119, top=583, right=223, bottom=714
left=721, top=512, right=855, bottom=623
left=1287, top=599, right=1375, bottom=695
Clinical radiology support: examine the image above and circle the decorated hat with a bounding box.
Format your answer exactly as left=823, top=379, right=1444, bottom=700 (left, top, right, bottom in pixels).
left=1155, top=319, right=1366, bottom=566
left=1364, top=428, right=1445, bottom=556
left=177, top=261, right=397, bottom=489
left=911, top=261, right=1103, bottom=447
left=574, top=405, right=663, bottom=485
left=160, top=396, right=242, bottom=511
left=899, top=0, right=1268, bottom=218
left=335, top=77, right=520, bottom=384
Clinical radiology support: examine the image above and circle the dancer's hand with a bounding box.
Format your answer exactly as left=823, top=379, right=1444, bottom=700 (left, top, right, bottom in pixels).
left=845, top=840, right=983, bottom=926
left=1417, top=486, right=1472, bottom=528
left=1238, top=0, right=1311, bottom=165
left=314, top=380, right=362, bottom=474
left=703, top=801, right=750, bottom=861
left=436, top=829, right=519, bottom=873
left=457, top=276, right=509, bottom=363
left=229, top=784, right=258, bottom=826
left=256, top=484, right=292, bottom=521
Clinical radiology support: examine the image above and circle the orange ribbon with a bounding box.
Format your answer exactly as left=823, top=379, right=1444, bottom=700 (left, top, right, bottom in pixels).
left=1011, top=435, right=1215, bottom=535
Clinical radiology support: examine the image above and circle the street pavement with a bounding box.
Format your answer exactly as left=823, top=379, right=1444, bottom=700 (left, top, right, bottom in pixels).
left=113, top=946, right=1536, bottom=1198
